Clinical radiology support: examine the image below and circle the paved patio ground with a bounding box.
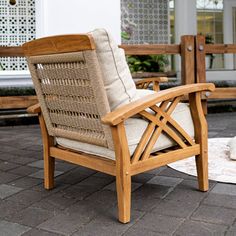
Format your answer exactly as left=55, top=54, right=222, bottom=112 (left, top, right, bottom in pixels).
left=0, top=112, right=235, bottom=236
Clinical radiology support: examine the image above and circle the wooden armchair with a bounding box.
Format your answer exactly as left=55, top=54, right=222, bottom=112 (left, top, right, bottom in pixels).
left=23, top=30, right=215, bottom=223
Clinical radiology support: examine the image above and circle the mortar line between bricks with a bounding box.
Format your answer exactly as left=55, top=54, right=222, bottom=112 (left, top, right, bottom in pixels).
left=169, top=181, right=218, bottom=235
left=121, top=212, right=148, bottom=236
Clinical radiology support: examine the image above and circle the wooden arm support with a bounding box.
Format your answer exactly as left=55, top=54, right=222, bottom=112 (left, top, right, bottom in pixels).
left=102, top=83, right=215, bottom=126
left=27, top=103, right=41, bottom=114
left=135, top=77, right=168, bottom=92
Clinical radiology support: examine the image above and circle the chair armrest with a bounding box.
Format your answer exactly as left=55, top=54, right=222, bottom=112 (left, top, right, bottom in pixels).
left=27, top=103, right=41, bottom=114
left=135, top=77, right=168, bottom=92
left=102, top=83, right=215, bottom=126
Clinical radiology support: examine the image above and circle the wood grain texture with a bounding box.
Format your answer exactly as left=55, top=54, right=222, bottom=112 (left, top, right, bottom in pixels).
left=50, top=147, right=116, bottom=176
left=181, top=35, right=195, bottom=85
left=195, top=35, right=208, bottom=114
left=38, top=114, right=55, bottom=190
left=22, top=34, right=95, bottom=56
left=102, top=83, right=215, bottom=126
left=0, top=46, right=24, bottom=57
left=203, top=88, right=236, bottom=99
left=189, top=92, right=209, bottom=191
left=131, top=145, right=200, bottom=176
left=205, top=44, right=236, bottom=54
left=120, top=44, right=180, bottom=55
left=111, top=124, right=131, bottom=223
left=0, top=96, right=37, bottom=109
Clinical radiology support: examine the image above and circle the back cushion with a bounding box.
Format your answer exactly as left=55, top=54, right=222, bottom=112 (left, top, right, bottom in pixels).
left=90, top=29, right=137, bottom=111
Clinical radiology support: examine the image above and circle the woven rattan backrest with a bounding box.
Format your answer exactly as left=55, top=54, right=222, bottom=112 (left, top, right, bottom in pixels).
left=23, top=35, right=113, bottom=149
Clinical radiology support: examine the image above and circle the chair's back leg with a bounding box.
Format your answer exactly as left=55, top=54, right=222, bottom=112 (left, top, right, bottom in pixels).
left=189, top=93, right=209, bottom=191
left=38, top=113, right=55, bottom=190
left=111, top=124, right=131, bottom=223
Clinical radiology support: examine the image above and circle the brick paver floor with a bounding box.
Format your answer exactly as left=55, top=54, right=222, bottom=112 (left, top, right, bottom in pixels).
left=0, top=112, right=235, bottom=236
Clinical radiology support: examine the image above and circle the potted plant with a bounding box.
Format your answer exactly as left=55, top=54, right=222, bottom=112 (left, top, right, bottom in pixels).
left=126, top=54, right=169, bottom=74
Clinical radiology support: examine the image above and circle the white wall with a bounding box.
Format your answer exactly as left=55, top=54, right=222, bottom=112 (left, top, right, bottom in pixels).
left=36, top=0, right=121, bottom=44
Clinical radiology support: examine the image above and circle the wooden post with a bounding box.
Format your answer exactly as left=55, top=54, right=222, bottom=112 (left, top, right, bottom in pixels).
left=195, top=35, right=208, bottom=114
left=180, top=35, right=195, bottom=85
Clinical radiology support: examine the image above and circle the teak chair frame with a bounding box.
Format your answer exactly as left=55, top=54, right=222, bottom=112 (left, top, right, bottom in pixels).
left=23, top=34, right=215, bottom=223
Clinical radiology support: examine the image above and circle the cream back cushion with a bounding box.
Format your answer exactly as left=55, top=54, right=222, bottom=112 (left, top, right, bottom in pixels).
left=90, top=29, right=137, bottom=111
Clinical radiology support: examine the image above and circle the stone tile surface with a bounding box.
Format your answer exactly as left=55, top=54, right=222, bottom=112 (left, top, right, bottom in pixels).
left=0, top=112, right=235, bottom=235
left=174, top=220, right=227, bottom=236
left=0, top=220, right=31, bottom=235
left=0, top=184, right=23, bottom=199
left=191, top=205, right=236, bottom=225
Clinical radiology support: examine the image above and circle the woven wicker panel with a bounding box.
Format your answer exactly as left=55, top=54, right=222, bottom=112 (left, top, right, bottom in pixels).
left=27, top=51, right=113, bottom=148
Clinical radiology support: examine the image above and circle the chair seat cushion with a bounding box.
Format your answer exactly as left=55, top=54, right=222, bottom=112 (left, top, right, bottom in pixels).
left=56, top=89, right=194, bottom=160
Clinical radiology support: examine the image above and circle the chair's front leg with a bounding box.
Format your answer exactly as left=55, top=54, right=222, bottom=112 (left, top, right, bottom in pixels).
left=111, top=123, right=131, bottom=223
left=189, top=92, right=209, bottom=191
left=38, top=113, right=55, bottom=190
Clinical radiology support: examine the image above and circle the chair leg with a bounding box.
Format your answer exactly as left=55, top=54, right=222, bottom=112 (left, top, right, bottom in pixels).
left=195, top=151, right=208, bottom=192
left=44, top=154, right=55, bottom=190
left=116, top=173, right=131, bottom=223
left=38, top=113, right=55, bottom=190
left=189, top=93, right=209, bottom=192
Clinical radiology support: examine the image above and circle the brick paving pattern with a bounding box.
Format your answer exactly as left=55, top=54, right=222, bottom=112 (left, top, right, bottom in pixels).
left=0, top=112, right=235, bottom=235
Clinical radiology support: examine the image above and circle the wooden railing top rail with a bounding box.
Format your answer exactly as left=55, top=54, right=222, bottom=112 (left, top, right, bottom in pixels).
left=119, top=44, right=181, bottom=55
left=0, top=46, right=24, bottom=57
left=205, top=44, right=236, bottom=54
left=2, top=43, right=236, bottom=57
left=0, top=44, right=181, bottom=57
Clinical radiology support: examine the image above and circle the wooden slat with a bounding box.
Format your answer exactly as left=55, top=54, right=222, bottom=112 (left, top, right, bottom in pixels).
left=22, top=34, right=95, bottom=56
left=119, top=44, right=180, bottom=55
left=0, top=46, right=24, bottom=57
left=203, top=88, right=236, bottom=99
left=131, top=145, right=200, bottom=176
left=205, top=44, right=236, bottom=54
left=50, top=146, right=116, bottom=176
left=0, top=96, right=38, bottom=109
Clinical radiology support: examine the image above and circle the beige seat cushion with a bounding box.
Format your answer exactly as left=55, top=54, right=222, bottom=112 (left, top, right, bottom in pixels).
left=90, top=29, right=137, bottom=111
left=56, top=89, right=194, bottom=160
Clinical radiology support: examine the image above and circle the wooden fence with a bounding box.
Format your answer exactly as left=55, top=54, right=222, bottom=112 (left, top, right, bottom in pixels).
left=0, top=35, right=235, bottom=111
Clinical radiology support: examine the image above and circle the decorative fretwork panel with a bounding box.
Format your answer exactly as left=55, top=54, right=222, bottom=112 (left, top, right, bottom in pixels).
left=121, top=0, right=169, bottom=44
left=131, top=97, right=195, bottom=164
left=0, top=0, right=36, bottom=71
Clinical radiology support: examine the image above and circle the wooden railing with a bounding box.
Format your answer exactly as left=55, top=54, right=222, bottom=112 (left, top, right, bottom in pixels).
left=120, top=35, right=195, bottom=86
left=0, top=35, right=235, bottom=111
left=195, top=35, right=236, bottom=111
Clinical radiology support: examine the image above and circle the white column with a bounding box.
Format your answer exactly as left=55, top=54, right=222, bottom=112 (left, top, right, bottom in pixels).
left=223, top=0, right=235, bottom=69
left=175, top=0, right=197, bottom=43
left=35, top=0, right=121, bottom=43
left=174, top=0, right=197, bottom=73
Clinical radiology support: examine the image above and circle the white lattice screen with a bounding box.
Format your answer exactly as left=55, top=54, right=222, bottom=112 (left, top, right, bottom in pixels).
left=121, top=0, right=169, bottom=44
left=0, top=0, right=36, bottom=71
